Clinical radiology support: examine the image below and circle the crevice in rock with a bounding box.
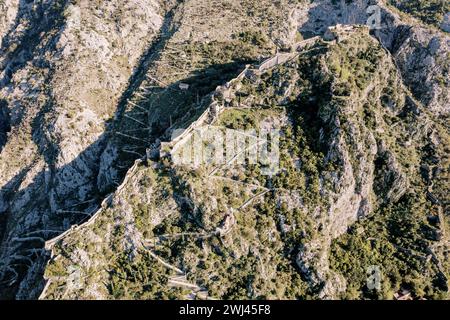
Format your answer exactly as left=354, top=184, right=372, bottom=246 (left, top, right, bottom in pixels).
left=0, top=100, right=10, bottom=152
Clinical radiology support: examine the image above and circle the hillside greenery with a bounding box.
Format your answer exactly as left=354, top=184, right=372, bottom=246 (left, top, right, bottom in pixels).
left=388, top=0, right=449, bottom=29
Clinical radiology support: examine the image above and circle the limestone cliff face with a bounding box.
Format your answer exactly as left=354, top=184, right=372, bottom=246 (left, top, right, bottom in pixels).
left=0, top=0, right=19, bottom=43
left=296, top=0, right=449, bottom=115
left=0, top=0, right=302, bottom=300
left=0, top=0, right=169, bottom=299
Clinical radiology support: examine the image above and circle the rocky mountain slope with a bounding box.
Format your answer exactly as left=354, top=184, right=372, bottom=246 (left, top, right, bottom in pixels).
left=0, top=0, right=448, bottom=300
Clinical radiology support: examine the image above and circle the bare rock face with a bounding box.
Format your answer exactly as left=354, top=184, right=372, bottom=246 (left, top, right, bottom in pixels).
left=0, top=0, right=303, bottom=300
left=0, top=0, right=19, bottom=43
left=38, top=22, right=448, bottom=300
left=442, top=12, right=450, bottom=33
